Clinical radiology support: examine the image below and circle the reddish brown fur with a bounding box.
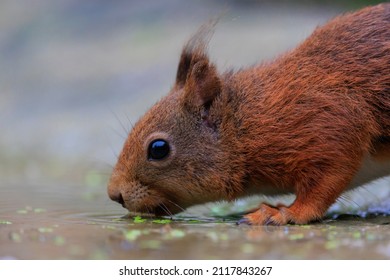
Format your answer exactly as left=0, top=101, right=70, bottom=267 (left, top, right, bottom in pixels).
left=108, top=4, right=390, bottom=225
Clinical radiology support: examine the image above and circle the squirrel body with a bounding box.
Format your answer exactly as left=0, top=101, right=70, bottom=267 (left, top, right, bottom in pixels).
left=108, top=4, right=390, bottom=225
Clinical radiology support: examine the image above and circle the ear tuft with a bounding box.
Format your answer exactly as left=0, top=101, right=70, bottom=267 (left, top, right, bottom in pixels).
left=176, top=50, right=193, bottom=87
left=175, top=20, right=217, bottom=87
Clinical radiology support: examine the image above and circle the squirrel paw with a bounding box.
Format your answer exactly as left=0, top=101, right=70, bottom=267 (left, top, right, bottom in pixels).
left=240, top=203, right=310, bottom=225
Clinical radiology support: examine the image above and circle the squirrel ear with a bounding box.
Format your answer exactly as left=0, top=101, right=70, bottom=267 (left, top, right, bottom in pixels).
left=176, top=20, right=217, bottom=88
left=184, top=59, right=221, bottom=108
left=176, top=20, right=221, bottom=109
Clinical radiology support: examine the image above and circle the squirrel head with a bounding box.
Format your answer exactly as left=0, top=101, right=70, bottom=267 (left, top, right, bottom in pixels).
left=108, top=24, right=245, bottom=216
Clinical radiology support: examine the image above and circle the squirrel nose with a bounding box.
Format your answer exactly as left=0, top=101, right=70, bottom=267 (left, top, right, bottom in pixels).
left=108, top=187, right=125, bottom=206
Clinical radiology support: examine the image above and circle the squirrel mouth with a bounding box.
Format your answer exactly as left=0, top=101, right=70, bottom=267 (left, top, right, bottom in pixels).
left=132, top=202, right=182, bottom=217
left=122, top=204, right=181, bottom=217
left=152, top=204, right=175, bottom=216
left=108, top=180, right=185, bottom=216
left=121, top=198, right=183, bottom=217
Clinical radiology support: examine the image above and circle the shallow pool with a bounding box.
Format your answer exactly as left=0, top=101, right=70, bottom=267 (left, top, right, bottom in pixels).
left=1, top=181, right=390, bottom=260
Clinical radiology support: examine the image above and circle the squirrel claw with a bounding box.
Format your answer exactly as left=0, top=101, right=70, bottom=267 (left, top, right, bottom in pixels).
left=243, top=203, right=290, bottom=225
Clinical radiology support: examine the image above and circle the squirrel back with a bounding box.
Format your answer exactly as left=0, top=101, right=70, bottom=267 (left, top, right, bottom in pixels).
left=230, top=3, right=390, bottom=190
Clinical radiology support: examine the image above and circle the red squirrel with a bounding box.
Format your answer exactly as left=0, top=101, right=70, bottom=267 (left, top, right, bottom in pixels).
left=108, top=4, right=390, bottom=225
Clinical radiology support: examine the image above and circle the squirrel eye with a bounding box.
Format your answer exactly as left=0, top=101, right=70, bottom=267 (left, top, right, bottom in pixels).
left=148, top=139, right=170, bottom=160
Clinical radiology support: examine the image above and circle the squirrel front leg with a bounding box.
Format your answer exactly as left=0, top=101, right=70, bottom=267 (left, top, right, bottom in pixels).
left=240, top=170, right=357, bottom=225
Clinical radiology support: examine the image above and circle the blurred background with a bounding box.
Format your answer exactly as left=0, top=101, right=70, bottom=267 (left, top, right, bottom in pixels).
left=1, top=0, right=388, bottom=211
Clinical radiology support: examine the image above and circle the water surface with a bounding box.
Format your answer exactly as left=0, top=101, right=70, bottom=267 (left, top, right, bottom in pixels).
left=2, top=181, right=390, bottom=259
